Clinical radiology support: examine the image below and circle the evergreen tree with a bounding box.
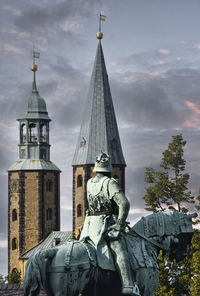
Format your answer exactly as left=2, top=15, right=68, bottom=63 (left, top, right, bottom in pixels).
left=0, top=274, right=6, bottom=284
left=143, top=134, right=198, bottom=295
left=144, top=134, right=195, bottom=213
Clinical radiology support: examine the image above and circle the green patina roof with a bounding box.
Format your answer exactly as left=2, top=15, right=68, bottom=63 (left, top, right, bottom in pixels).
left=8, top=159, right=60, bottom=172
left=18, top=72, right=50, bottom=121
left=72, top=41, right=126, bottom=166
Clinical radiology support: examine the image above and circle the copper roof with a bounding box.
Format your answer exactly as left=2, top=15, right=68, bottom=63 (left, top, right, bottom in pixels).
left=18, top=73, right=50, bottom=121
left=8, top=159, right=60, bottom=172
left=72, top=41, right=126, bottom=166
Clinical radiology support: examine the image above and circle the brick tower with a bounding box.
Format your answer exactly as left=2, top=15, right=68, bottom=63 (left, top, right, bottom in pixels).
left=8, top=56, right=60, bottom=276
left=72, top=33, right=126, bottom=237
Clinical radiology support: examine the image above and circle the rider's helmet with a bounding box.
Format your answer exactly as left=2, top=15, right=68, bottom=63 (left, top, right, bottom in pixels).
left=93, top=151, right=113, bottom=173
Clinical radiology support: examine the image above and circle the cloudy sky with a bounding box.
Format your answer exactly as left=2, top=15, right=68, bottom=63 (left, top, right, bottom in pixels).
left=1, top=0, right=200, bottom=275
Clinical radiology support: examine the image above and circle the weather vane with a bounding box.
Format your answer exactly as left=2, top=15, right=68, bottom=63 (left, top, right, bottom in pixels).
left=97, top=13, right=106, bottom=40
left=31, top=48, right=40, bottom=72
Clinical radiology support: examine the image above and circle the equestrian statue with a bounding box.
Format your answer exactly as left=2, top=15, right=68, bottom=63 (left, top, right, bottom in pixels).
left=24, top=152, right=196, bottom=296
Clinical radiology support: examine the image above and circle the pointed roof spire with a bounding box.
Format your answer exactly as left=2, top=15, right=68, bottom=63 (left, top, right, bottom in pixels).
left=72, top=38, right=126, bottom=166
left=18, top=51, right=50, bottom=121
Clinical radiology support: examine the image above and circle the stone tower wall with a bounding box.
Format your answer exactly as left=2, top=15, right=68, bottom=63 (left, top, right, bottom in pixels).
left=24, top=171, right=40, bottom=251
left=8, top=172, right=21, bottom=274
left=8, top=170, right=60, bottom=277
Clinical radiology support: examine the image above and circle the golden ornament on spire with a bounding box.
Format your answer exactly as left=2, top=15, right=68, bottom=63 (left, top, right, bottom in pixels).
left=96, top=32, right=103, bottom=39
left=31, top=64, right=38, bottom=72
left=96, top=13, right=106, bottom=40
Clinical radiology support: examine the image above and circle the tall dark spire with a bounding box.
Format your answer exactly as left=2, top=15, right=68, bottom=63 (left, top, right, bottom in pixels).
left=72, top=40, right=126, bottom=166
left=72, top=36, right=126, bottom=237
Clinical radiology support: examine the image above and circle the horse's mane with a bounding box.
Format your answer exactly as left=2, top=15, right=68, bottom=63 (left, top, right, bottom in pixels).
left=131, top=210, right=191, bottom=238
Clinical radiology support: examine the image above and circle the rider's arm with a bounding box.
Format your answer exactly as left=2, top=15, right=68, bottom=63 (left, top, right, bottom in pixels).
left=108, top=179, right=130, bottom=226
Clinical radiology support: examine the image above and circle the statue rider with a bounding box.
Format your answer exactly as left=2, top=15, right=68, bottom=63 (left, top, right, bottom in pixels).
left=79, top=152, right=140, bottom=296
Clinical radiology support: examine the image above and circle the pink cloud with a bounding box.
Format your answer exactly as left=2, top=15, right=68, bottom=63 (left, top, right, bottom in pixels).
left=184, top=100, right=200, bottom=127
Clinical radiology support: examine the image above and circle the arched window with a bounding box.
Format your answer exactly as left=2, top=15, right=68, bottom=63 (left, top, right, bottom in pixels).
left=77, top=175, right=83, bottom=187
left=46, top=179, right=52, bottom=192
left=47, top=208, right=52, bottom=221
left=40, top=124, right=47, bottom=143
left=29, top=123, right=37, bottom=142
left=77, top=204, right=82, bottom=217
left=12, top=238, right=17, bottom=250
left=20, top=124, right=26, bottom=143
left=12, top=209, right=17, bottom=221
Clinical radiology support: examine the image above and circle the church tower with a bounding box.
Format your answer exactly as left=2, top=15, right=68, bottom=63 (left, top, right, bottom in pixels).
left=8, top=55, right=60, bottom=275
left=72, top=29, right=126, bottom=237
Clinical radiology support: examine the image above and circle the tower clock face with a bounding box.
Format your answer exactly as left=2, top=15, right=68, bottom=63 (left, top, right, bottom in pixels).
left=10, top=180, right=19, bottom=193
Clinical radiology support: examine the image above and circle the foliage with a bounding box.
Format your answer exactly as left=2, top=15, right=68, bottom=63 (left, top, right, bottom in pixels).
left=144, top=134, right=195, bottom=213
left=0, top=274, right=7, bottom=284
left=7, top=268, right=21, bottom=284
left=194, top=192, right=200, bottom=224
left=143, top=134, right=200, bottom=295
left=190, top=230, right=200, bottom=295
left=155, top=251, right=192, bottom=296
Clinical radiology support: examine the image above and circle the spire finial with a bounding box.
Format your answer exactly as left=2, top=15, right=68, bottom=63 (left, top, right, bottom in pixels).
left=96, top=14, right=106, bottom=40
left=31, top=50, right=40, bottom=92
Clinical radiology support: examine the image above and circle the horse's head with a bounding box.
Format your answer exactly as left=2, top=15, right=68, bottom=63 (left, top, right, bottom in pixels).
left=132, top=210, right=196, bottom=262
left=168, top=212, right=197, bottom=262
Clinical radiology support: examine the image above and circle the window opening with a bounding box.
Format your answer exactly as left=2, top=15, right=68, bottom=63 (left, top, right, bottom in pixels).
left=20, top=124, right=26, bottom=143
left=77, top=175, right=83, bottom=187
left=40, top=149, right=46, bottom=160
left=12, top=209, right=17, bottom=221
left=46, top=179, right=52, bottom=192
left=47, top=208, right=52, bottom=221
left=40, top=124, right=47, bottom=143
left=12, top=238, right=17, bottom=250
left=77, top=204, right=82, bottom=217
left=20, top=149, right=26, bottom=159
left=29, top=123, right=37, bottom=142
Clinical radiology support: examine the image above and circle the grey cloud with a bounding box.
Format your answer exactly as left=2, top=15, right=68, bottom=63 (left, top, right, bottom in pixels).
left=46, top=83, right=86, bottom=130
left=112, top=78, right=183, bottom=129
left=119, top=43, right=200, bottom=75
left=14, top=0, right=101, bottom=34
left=48, top=56, right=87, bottom=83
left=111, top=67, right=200, bottom=130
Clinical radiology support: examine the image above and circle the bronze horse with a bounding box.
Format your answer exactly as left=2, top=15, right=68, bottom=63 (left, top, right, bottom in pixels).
left=24, top=210, right=196, bottom=296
